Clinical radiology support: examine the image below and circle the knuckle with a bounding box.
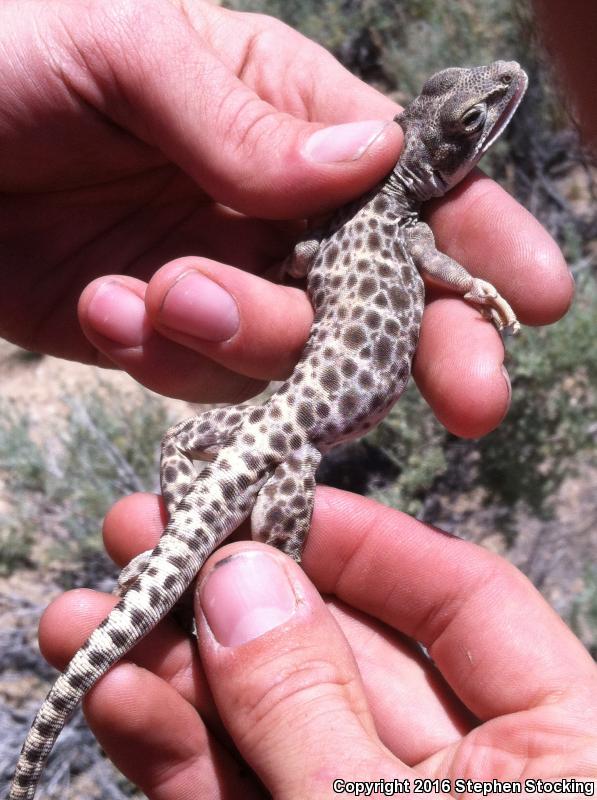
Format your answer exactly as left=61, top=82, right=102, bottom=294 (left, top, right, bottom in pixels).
left=233, top=650, right=360, bottom=747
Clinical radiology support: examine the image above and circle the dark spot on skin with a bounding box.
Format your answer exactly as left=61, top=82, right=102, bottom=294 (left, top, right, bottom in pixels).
left=368, top=232, right=381, bottom=249
left=109, top=629, right=128, bottom=648
left=280, top=478, right=296, bottom=494
left=35, top=720, right=53, bottom=738
left=289, top=434, right=302, bottom=449
left=50, top=694, right=69, bottom=712
left=374, top=336, right=393, bottom=366
left=374, top=292, right=388, bottom=308
left=384, top=319, right=400, bottom=336
left=343, top=325, right=366, bottom=349
left=365, top=310, right=381, bottom=329
left=283, top=517, right=295, bottom=533
left=164, top=466, right=176, bottom=483
left=347, top=274, right=357, bottom=289
left=356, top=258, right=369, bottom=272
left=310, top=273, right=323, bottom=290
left=266, top=507, right=284, bottom=526
left=237, top=473, right=252, bottom=490
left=389, top=286, right=408, bottom=311
left=358, top=276, right=377, bottom=298
left=321, top=367, right=340, bottom=392
left=149, top=586, right=161, bottom=607
left=249, top=408, right=266, bottom=423
left=324, top=244, right=339, bottom=265
left=87, top=650, right=107, bottom=669
left=242, top=453, right=260, bottom=470
left=316, top=402, right=330, bottom=417
left=221, top=481, right=236, bottom=502
left=24, top=746, right=44, bottom=763
left=164, top=574, right=177, bottom=591
left=269, top=432, right=286, bottom=453
left=373, top=196, right=388, bottom=212
left=339, top=392, right=359, bottom=417
left=359, top=371, right=374, bottom=389
left=297, top=402, right=315, bottom=429
left=130, top=608, right=145, bottom=627
left=341, top=359, right=358, bottom=377
left=352, top=306, right=363, bottom=319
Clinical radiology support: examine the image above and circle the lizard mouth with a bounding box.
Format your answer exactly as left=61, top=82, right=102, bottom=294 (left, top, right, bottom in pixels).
left=480, top=71, right=528, bottom=154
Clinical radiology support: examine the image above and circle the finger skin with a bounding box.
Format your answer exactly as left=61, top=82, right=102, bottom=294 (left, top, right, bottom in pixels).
left=82, top=664, right=264, bottom=800
left=38, top=590, right=260, bottom=799
left=413, top=297, right=511, bottom=438
left=426, top=172, right=573, bottom=326
left=78, top=275, right=269, bottom=403
left=305, top=487, right=597, bottom=719
left=102, top=493, right=473, bottom=759
left=144, top=257, right=313, bottom=381
left=194, top=543, right=415, bottom=799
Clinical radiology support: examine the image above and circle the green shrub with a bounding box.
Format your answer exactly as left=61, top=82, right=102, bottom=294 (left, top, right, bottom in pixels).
left=0, top=386, right=172, bottom=583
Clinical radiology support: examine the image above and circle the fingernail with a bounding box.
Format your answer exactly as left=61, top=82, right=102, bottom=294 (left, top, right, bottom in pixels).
left=87, top=281, right=152, bottom=346
left=200, top=551, right=297, bottom=647
left=303, top=120, right=391, bottom=163
left=160, top=271, right=240, bottom=342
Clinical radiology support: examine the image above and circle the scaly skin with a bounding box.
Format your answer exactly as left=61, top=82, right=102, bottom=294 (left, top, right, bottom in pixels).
left=9, top=60, right=527, bottom=799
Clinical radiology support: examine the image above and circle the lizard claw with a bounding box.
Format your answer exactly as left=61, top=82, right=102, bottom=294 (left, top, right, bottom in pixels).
left=464, top=278, right=520, bottom=334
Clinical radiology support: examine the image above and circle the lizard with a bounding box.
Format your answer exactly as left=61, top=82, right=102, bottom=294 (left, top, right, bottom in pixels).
left=8, top=60, right=527, bottom=800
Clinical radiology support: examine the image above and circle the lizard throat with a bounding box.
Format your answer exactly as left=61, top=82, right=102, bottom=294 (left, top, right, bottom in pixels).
left=384, top=160, right=448, bottom=206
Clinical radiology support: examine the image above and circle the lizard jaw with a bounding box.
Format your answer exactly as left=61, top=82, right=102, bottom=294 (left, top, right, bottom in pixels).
left=481, top=71, right=528, bottom=154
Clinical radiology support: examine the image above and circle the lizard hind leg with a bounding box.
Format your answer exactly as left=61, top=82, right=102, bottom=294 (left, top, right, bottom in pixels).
left=251, top=441, right=321, bottom=562
left=117, top=405, right=248, bottom=596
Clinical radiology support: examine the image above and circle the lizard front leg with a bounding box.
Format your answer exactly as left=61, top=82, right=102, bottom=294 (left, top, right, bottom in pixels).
left=282, top=237, right=321, bottom=279
left=406, top=222, right=520, bottom=333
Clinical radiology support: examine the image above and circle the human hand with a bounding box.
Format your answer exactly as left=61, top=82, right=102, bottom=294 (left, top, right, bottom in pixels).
left=40, top=489, right=597, bottom=799
left=0, top=0, right=572, bottom=435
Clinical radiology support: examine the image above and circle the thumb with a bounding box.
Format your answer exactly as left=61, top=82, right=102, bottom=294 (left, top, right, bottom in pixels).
left=68, top=1, right=402, bottom=218
left=195, top=543, right=409, bottom=799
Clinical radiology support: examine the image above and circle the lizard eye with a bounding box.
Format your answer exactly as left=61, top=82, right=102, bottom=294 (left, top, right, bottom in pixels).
left=461, top=104, right=487, bottom=132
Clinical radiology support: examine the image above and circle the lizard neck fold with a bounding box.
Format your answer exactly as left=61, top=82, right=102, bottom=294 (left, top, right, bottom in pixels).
left=384, top=159, right=448, bottom=208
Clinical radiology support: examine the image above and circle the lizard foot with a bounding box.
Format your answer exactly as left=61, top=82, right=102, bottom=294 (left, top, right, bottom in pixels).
left=115, top=550, right=152, bottom=596
left=464, top=278, right=520, bottom=334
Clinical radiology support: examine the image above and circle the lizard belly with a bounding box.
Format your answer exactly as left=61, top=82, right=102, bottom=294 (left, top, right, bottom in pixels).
left=276, top=257, right=425, bottom=450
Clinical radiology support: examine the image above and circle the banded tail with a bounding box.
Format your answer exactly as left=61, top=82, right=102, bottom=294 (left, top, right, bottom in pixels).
left=9, top=403, right=276, bottom=800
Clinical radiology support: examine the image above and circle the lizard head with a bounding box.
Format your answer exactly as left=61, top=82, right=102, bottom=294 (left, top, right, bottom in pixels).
left=395, top=61, right=528, bottom=199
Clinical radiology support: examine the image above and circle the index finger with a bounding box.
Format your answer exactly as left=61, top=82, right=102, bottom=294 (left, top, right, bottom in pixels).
left=305, top=487, right=596, bottom=720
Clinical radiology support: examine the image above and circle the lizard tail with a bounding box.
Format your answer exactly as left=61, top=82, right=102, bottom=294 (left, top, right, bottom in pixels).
left=9, top=445, right=271, bottom=800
